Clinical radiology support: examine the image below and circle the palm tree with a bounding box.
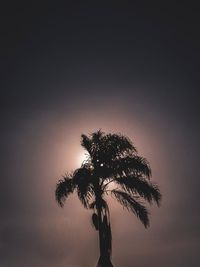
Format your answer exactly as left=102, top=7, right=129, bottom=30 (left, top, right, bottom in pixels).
left=55, top=130, right=161, bottom=267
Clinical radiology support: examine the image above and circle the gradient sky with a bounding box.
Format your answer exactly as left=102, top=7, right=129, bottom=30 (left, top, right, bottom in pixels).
left=0, top=2, right=199, bottom=267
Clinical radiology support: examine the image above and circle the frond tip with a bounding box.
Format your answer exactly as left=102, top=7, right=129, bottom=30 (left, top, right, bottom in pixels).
left=111, top=190, right=150, bottom=228
left=81, top=134, right=92, bottom=154
left=115, top=176, right=162, bottom=206
left=55, top=176, right=74, bottom=207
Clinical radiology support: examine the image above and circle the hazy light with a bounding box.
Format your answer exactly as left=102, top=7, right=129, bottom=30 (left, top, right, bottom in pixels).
left=77, top=151, right=89, bottom=166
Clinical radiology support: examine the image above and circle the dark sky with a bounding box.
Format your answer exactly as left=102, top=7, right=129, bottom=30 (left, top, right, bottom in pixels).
left=0, top=2, right=200, bottom=267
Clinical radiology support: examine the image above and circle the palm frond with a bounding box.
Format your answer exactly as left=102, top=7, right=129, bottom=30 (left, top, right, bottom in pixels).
left=111, top=190, right=149, bottom=228
left=102, top=133, right=137, bottom=155
left=82, top=131, right=138, bottom=165
left=81, top=134, right=93, bottom=155
left=76, top=183, right=94, bottom=208
left=91, top=129, right=104, bottom=143
left=55, top=175, right=74, bottom=207
left=97, top=133, right=137, bottom=162
left=114, top=175, right=161, bottom=206
left=110, top=156, right=151, bottom=178
left=73, top=166, right=94, bottom=208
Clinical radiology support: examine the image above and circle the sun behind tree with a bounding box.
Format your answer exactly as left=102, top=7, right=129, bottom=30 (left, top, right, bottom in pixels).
left=55, top=130, right=161, bottom=267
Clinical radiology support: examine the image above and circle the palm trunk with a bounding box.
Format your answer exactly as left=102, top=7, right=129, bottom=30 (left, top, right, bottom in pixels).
left=96, top=206, right=114, bottom=267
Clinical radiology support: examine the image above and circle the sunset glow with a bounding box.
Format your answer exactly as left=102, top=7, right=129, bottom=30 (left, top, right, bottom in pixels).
left=77, top=150, right=89, bottom=167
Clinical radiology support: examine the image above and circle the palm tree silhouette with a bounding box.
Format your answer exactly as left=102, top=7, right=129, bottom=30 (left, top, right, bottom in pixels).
left=55, top=130, right=161, bottom=267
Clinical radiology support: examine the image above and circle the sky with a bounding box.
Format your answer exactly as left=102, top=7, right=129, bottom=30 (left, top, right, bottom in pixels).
left=0, top=2, right=200, bottom=267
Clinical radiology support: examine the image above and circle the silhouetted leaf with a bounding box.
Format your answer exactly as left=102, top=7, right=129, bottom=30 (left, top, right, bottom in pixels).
left=55, top=175, right=74, bottom=207
left=114, top=175, right=161, bottom=206
left=81, top=134, right=93, bottom=155
left=73, top=166, right=94, bottom=208
left=110, top=156, right=151, bottom=178
left=112, top=190, right=150, bottom=228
